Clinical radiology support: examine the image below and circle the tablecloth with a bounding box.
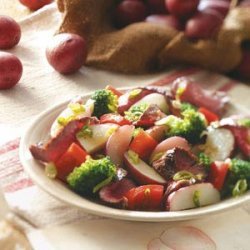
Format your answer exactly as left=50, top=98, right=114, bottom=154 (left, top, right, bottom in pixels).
left=0, top=3, right=250, bottom=250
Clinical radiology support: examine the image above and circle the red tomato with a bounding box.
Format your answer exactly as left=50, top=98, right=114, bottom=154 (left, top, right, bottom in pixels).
left=198, top=107, right=219, bottom=124
left=100, top=113, right=132, bottom=126
left=129, top=130, right=158, bottom=160
left=105, top=85, right=123, bottom=97
left=209, top=161, right=229, bottom=190
left=55, top=142, right=88, bottom=181
left=124, top=185, right=164, bottom=210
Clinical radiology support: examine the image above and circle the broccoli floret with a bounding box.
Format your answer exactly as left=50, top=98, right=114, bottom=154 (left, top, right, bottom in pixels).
left=221, top=158, right=250, bottom=197
left=91, top=89, right=118, bottom=118
left=124, top=103, right=149, bottom=122
left=230, top=159, right=250, bottom=181
left=180, top=102, right=197, bottom=112
left=67, top=157, right=117, bottom=196
left=198, top=152, right=212, bottom=169
left=157, top=109, right=206, bottom=144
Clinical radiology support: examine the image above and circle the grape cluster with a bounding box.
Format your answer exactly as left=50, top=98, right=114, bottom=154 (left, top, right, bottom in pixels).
left=114, top=0, right=250, bottom=79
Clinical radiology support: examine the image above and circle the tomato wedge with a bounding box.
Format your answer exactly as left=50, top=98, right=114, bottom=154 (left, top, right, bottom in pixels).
left=124, top=185, right=164, bottom=211
left=198, top=107, right=219, bottom=124
left=100, top=113, right=132, bottom=126
left=129, top=130, right=158, bottom=160
left=55, top=142, right=88, bottom=181
left=209, top=161, right=229, bottom=190
left=105, top=85, right=123, bottom=97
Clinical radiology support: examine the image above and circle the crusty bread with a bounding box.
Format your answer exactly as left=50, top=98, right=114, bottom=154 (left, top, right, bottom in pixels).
left=56, top=0, right=250, bottom=74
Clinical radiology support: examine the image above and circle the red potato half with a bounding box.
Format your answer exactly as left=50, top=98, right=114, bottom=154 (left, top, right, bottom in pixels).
left=124, top=152, right=167, bottom=185
left=131, top=93, right=169, bottom=113
left=0, top=15, right=21, bottom=49
left=166, top=183, right=220, bottom=211
left=46, top=33, right=87, bottom=74
left=76, top=123, right=119, bottom=153
left=106, top=125, right=134, bottom=167
left=0, top=52, right=23, bottom=90
left=150, top=136, right=190, bottom=163
left=203, top=128, right=235, bottom=162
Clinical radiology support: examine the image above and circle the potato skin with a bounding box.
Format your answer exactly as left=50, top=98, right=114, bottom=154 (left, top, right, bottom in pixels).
left=19, top=0, right=53, bottom=10
left=0, top=52, right=23, bottom=90
left=46, top=33, right=87, bottom=74
left=0, top=15, right=21, bottom=49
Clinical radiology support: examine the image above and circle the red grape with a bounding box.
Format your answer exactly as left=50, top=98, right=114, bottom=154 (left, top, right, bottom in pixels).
left=147, top=0, right=168, bottom=14
left=166, top=0, right=200, bottom=18
left=145, top=14, right=183, bottom=30
left=114, top=0, right=147, bottom=27
left=0, top=15, right=21, bottom=49
left=185, top=11, right=223, bottom=39
left=0, top=52, right=23, bottom=90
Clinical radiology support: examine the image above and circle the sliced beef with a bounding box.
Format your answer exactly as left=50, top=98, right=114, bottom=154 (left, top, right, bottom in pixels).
left=135, top=104, right=166, bottom=127
left=171, top=77, right=229, bottom=116
left=99, top=178, right=136, bottom=206
left=164, top=179, right=196, bottom=198
left=146, top=125, right=166, bottom=142
left=227, top=125, right=250, bottom=159
left=152, top=147, right=207, bottom=181
left=29, top=117, right=99, bottom=163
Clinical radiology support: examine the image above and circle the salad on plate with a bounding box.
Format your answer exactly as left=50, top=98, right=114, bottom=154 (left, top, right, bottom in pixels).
left=29, top=77, right=250, bottom=212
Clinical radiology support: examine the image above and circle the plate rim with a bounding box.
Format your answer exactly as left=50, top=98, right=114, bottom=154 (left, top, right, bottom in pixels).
left=19, top=88, right=250, bottom=222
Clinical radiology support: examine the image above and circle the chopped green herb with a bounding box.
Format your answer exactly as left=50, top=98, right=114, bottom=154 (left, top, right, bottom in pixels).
left=68, top=103, right=85, bottom=114
left=193, top=190, right=201, bottom=207
left=232, top=179, right=248, bottom=197
left=45, top=163, right=57, bottom=179
left=128, top=150, right=140, bottom=164
left=124, top=103, right=149, bottom=122
left=77, top=125, right=93, bottom=138
left=129, top=89, right=142, bottom=99
left=237, top=118, right=250, bottom=128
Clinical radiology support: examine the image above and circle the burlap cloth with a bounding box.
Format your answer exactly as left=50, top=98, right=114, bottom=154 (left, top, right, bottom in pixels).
left=57, top=0, right=250, bottom=73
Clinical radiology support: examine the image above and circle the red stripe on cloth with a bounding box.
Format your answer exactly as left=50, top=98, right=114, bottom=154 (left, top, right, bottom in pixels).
left=218, top=80, right=238, bottom=92
left=149, top=67, right=200, bottom=86
left=3, top=178, right=34, bottom=193
left=0, top=138, right=20, bottom=155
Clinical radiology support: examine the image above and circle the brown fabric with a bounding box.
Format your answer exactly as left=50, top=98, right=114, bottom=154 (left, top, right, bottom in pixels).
left=56, top=0, right=250, bottom=74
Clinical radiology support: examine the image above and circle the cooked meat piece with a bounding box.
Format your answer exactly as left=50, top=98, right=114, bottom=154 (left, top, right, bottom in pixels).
left=152, top=147, right=207, bottom=180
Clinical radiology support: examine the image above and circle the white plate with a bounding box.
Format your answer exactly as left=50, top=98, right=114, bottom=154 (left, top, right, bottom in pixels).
left=19, top=89, right=250, bottom=222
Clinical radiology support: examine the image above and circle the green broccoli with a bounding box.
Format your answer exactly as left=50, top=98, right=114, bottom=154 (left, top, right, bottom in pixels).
left=180, top=102, right=197, bottom=112
left=221, top=158, right=250, bottom=198
left=198, top=152, right=212, bottom=169
left=156, top=108, right=206, bottom=144
left=91, top=89, right=118, bottom=118
left=67, top=157, right=117, bottom=196
left=124, top=103, right=149, bottom=123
